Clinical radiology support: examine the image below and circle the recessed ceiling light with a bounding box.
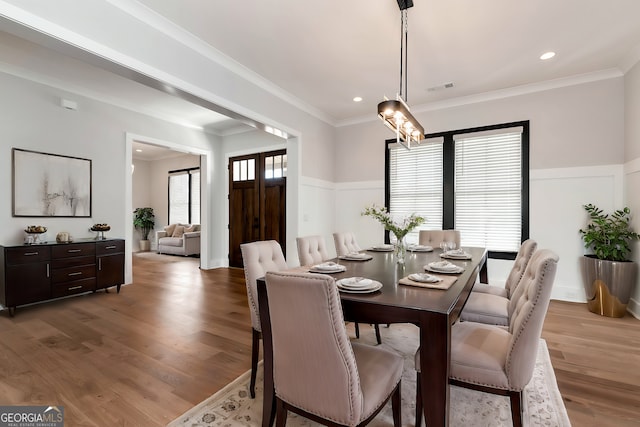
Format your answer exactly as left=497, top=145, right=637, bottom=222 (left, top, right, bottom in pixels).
left=540, top=51, right=556, bottom=60
left=136, top=149, right=143, bottom=152
left=353, top=96, right=363, bottom=102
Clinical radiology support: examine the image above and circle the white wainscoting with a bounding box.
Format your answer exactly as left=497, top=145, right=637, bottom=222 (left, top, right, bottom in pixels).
left=329, top=164, right=627, bottom=306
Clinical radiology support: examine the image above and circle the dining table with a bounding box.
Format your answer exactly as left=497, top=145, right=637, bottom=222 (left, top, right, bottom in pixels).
left=257, top=245, right=488, bottom=427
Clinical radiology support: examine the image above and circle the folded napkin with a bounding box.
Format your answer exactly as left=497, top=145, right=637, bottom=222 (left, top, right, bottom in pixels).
left=339, top=252, right=372, bottom=260
left=399, top=274, right=457, bottom=290
left=428, top=261, right=459, bottom=271
left=441, top=249, right=472, bottom=259
left=409, top=273, right=441, bottom=283
left=312, top=262, right=343, bottom=271
left=370, top=244, right=394, bottom=251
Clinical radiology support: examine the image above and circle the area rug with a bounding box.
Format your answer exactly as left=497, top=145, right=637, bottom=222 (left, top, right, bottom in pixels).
left=168, top=324, right=571, bottom=427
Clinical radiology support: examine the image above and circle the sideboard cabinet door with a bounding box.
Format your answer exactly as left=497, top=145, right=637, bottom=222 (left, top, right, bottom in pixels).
left=96, top=240, right=125, bottom=292
left=4, top=246, right=52, bottom=308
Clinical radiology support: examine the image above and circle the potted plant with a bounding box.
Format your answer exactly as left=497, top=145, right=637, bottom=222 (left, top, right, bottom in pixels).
left=133, top=207, right=155, bottom=252
left=579, top=203, right=639, bottom=317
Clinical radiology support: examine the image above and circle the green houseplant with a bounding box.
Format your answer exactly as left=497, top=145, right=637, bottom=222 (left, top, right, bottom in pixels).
left=133, top=207, right=155, bottom=251
left=578, top=203, right=639, bottom=317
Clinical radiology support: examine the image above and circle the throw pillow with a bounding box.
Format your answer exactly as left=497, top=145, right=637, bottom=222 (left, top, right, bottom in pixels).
left=164, top=224, right=177, bottom=236
left=184, top=225, right=196, bottom=233
left=172, top=225, right=185, bottom=238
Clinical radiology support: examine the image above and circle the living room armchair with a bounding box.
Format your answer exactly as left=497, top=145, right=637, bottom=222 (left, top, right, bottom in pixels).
left=157, top=224, right=201, bottom=256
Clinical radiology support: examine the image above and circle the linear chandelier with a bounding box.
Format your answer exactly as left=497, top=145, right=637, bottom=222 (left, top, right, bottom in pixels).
left=377, top=0, right=424, bottom=150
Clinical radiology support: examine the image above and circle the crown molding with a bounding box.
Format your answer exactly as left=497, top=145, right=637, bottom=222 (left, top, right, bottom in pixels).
left=337, top=68, right=624, bottom=128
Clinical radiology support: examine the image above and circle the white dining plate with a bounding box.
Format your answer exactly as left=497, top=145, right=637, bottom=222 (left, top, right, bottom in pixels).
left=424, top=264, right=464, bottom=274
left=407, top=245, right=433, bottom=252
left=368, top=244, right=394, bottom=252
left=339, top=253, right=373, bottom=261
left=309, top=262, right=347, bottom=273
left=337, top=277, right=373, bottom=289
left=337, top=280, right=383, bottom=293
left=440, top=250, right=471, bottom=259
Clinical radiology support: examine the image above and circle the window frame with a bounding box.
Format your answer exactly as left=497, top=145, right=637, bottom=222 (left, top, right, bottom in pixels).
left=385, top=120, right=530, bottom=260
left=168, top=166, right=201, bottom=225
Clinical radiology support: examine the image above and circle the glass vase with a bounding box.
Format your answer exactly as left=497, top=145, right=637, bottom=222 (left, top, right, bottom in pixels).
left=393, top=234, right=407, bottom=264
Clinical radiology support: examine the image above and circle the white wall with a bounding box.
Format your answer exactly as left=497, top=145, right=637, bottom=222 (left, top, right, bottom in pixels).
left=0, top=72, right=216, bottom=283
left=335, top=76, right=627, bottom=305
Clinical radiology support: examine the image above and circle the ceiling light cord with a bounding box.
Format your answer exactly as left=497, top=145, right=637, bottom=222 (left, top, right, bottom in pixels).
left=399, top=9, right=409, bottom=103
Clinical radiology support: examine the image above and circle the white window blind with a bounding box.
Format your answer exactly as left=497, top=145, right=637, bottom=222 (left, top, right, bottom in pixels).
left=169, top=172, right=189, bottom=225
left=190, top=170, right=201, bottom=225
left=454, top=129, right=522, bottom=252
left=169, top=169, right=201, bottom=225
left=388, top=138, right=444, bottom=243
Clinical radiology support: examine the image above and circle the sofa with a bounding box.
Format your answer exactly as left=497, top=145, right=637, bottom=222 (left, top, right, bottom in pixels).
left=156, top=223, right=201, bottom=256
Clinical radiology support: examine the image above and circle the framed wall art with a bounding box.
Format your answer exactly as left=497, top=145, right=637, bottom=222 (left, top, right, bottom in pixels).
left=12, top=148, right=92, bottom=217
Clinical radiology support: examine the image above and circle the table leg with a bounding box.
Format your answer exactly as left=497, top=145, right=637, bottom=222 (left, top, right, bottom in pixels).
left=419, top=313, right=450, bottom=427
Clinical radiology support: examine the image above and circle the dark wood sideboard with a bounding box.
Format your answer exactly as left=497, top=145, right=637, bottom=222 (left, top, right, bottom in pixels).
left=0, top=238, right=125, bottom=316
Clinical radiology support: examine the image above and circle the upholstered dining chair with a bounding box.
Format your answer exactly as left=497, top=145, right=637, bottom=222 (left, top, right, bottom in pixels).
left=240, top=240, right=289, bottom=398
left=332, top=231, right=383, bottom=344
left=300, top=233, right=382, bottom=344
left=460, top=239, right=538, bottom=326
left=418, top=229, right=461, bottom=248
left=265, top=271, right=403, bottom=427
left=296, top=235, right=330, bottom=266
left=414, top=249, right=559, bottom=427
left=333, top=231, right=362, bottom=256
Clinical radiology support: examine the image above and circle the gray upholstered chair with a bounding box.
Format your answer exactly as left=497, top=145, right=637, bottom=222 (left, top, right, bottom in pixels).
left=332, top=231, right=382, bottom=344
left=418, top=229, right=461, bottom=248
left=240, top=240, right=289, bottom=398
left=461, top=239, right=538, bottom=326
left=296, top=235, right=330, bottom=266
left=265, top=271, right=403, bottom=427
left=333, top=231, right=362, bottom=256
left=415, top=249, right=559, bottom=427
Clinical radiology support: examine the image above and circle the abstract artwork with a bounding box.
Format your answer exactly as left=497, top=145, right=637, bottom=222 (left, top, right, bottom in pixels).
left=12, top=148, right=92, bottom=217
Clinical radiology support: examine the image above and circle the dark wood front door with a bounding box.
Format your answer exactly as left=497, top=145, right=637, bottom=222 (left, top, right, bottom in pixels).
left=229, top=150, right=286, bottom=268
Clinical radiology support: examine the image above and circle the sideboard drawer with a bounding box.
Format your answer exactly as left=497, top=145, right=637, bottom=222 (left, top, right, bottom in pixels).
left=52, top=255, right=95, bottom=270
left=52, top=243, right=95, bottom=259
left=51, top=278, right=96, bottom=298
left=52, top=264, right=96, bottom=284
left=96, top=240, right=125, bottom=255
left=5, top=246, right=51, bottom=265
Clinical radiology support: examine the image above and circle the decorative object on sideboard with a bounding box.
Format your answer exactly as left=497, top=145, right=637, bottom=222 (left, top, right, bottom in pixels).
left=91, top=223, right=111, bottom=240
left=56, top=231, right=73, bottom=243
left=12, top=148, right=92, bottom=217
left=579, top=203, right=639, bottom=317
left=24, top=225, right=47, bottom=244
left=133, top=207, right=155, bottom=252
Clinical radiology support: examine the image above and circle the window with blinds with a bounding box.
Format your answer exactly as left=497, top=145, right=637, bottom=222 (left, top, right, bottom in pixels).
left=386, top=121, right=529, bottom=257
left=388, top=138, right=444, bottom=243
left=169, top=168, right=200, bottom=225
left=454, top=129, right=522, bottom=252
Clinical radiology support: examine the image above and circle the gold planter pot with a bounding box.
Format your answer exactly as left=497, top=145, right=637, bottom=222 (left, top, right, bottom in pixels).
left=580, top=255, right=637, bottom=317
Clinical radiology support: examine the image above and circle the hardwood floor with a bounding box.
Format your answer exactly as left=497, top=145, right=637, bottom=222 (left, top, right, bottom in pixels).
left=0, top=253, right=638, bottom=426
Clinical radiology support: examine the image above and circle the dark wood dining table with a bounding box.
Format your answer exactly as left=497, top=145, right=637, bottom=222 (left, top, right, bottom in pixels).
left=257, top=246, right=488, bottom=427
